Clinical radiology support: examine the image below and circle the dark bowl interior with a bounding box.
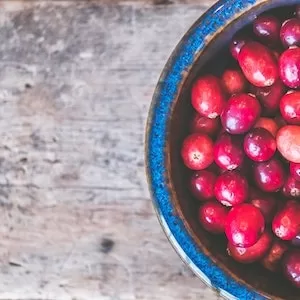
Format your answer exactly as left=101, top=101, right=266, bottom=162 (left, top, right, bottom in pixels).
left=167, top=3, right=300, bottom=300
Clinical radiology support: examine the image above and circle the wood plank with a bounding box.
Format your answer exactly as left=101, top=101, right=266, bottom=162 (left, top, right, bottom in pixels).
left=0, top=2, right=220, bottom=299
left=98, top=0, right=217, bottom=4
left=0, top=0, right=217, bottom=7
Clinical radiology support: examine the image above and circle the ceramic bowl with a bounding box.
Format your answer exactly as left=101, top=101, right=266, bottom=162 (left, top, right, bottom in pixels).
left=145, top=0, right=300, bottom=299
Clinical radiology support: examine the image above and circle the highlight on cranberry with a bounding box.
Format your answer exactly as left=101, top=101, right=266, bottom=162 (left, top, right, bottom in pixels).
left=180, top=5, right=300, bottom=288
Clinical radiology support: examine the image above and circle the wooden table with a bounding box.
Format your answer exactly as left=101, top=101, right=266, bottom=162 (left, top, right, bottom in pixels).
left=0, top=1, right=221, bottom=299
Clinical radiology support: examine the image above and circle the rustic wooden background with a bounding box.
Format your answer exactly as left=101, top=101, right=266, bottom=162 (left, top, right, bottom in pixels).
left=0, top=1, right=223, bottom=299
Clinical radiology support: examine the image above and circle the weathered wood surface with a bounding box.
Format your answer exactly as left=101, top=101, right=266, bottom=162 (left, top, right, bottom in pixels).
left=0, top=1, right=221, bottom=299
left=0, top=0, right=217, bottom=7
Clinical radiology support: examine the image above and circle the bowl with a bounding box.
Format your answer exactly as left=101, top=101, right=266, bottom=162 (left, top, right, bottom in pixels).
left=145, top=0, right=300, bottom=299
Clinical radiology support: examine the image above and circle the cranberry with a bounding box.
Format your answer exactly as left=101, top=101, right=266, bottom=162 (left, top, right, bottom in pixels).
left=221, top=69, right=247, bottom=95
left=261, top=240, right=288, bottom=271
left=214, top=133, right=244, bottom=171
left=279, top=47, right=300, bottom=88
left=283, top=250, right=300, bottom=287
left=251, top=196, right=277, bottom=223
left=221, top=94, right=261, bottom=134
left=198, top=202, right=228, bottom=234
left=189, top=114, right=220, bottom=136
left=228, top=231, right=272, bottom=263
left=225, top=203, right=265, bottom=247
left=277, top=125, right=300, bottom=163
left=181, top=133, right=214, bottom=170
left=254, top=117, right=279, bottom=137
left=272, top=200, right=300, bottom=241
left=253, top=80, right=286, bottom=116
left=253, top=158, right=285, bottom=192
left=244, top=127, right=276, bottom=162
left=253, top=15, right=281, bottom=46
left=280, top=18, right=300, bottom=48
left=280, top=91, right=300, bottom=124
left=191, top=75, right=226, bottom=119
left=238, top=41, right=279, bottom=87
left=180, top=8, right=300, bottom=278
left=282, top=176, right=300, bottom=198
left=190, top=170, right=216, bottom=201
left=214, top=171, right=248, bottom=207
left=290, top=162, right=300, bottom=182
left=230, top=33, right=250, bottom=60
left=292, top=234, right=300, bottom=247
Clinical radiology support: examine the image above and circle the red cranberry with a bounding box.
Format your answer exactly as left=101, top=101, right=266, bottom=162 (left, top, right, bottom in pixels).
left=282, top=176, right=300, bottom=198
left=221, top=94, right=261, bottom=134
left=292, top=234, right=300, bottom=247
left=290, top=162, right=300, bottom=182
left=190, top=170, right=216, bottom=201
left=221, top=69, right=247, bottom=95
left=277, top=125, right=300, bottom=163
left=230, top=33, right=250, bottom=60
left=191, top=75, right=226, bottom=119
left=214, top=171, right=248, bottom=207
left=253, top=158, right=285, bottom=192
left=253, top=15, right=281, bottom=46
left=253, top=80, right=286, bottom=116
left=261, top=240, right=288, bottom=271
left=283, top=250, right=300, bottom=287
left=214, top=133, right=244, bottom=171
left=190, top=114, right=220, bottom=136
left=225, top=203, right=265, bottom=247
left=280, top=91, right=300, bottom=124
left=238, top=41, right=279, bottom=87
left=244, top=127, right=276, bottom=162
left=198, top=202, right=228, bottom=234
left=280, top=18, right=300, bottom=48
left=181, top=133, right=214, bottom=170
left=279, top=47, right=300, bottom=88
left=227, top=231, right=272, bottom=263
left=254, top=117, right=279, bottom=137
left=251, top=196, right=277, bottom=223
left=272, top=200, right=300, bottom=241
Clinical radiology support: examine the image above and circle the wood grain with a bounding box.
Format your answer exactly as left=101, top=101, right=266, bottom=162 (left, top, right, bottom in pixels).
left=0, top=0, right=217, bottom=7
left=99, top=0, right=217, bottom=4
left=0, top=1, right=220, bottom=299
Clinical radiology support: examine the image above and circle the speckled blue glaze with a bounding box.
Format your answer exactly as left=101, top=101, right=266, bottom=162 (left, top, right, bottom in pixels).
left=146, top=0, right=274, bottom=299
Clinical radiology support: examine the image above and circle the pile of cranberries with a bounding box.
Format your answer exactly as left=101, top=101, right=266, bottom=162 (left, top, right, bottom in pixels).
left=181, top=6, right=300, bottom=288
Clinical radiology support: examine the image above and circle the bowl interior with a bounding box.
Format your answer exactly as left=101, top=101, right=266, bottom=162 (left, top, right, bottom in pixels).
left=167, top=4, right=300, bottom=300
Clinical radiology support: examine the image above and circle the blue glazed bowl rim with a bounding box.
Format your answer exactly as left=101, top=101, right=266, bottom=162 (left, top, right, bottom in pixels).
left=145, top=0, right=271, bottom=299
